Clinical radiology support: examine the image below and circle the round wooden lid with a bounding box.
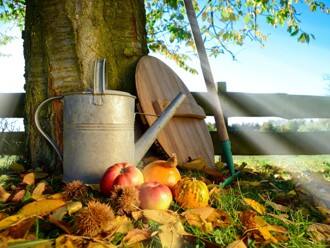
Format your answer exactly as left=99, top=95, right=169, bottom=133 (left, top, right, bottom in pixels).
left=135, top=56, right=214, bottom=166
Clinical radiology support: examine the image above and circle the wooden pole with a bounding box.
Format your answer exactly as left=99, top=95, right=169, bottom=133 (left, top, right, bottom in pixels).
left=183, top=0, right=229, bottom=142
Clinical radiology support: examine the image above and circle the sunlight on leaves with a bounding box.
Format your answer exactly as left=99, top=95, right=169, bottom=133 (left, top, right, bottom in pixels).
left=243, top=198, right=266, bottom=215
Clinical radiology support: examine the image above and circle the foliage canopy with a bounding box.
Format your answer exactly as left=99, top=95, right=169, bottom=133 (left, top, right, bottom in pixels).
left=0, top=0, right=329, bottom=70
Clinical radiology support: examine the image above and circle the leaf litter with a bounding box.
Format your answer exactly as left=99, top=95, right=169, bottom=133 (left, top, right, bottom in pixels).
left=0, top=161, right=329, bottom=247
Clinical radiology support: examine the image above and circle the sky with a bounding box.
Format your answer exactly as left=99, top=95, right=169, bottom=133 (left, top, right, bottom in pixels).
left=0, top=3, right=329, bottom=126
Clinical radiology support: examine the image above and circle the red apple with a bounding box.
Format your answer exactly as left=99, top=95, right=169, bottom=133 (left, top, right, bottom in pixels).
left=139, top=182, right=173, bottom=210
left=100, top=162, right=144, bottom=195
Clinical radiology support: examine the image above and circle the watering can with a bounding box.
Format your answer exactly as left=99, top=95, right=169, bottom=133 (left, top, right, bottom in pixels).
left=35, top=58, right=186, bottom=183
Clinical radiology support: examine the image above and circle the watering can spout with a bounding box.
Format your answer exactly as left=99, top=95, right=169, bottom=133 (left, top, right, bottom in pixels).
left=134, top=92, right=186, bottom=164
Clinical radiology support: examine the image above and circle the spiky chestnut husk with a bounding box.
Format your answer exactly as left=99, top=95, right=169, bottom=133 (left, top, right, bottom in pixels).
left=74, top=200, right=114, bottom=237
left=110, top=185, right=140, bottom=215
left=63, top=180, right=88, bottom=201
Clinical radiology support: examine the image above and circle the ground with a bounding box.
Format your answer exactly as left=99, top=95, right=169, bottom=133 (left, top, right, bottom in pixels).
left=0, top=155, right=329, bottom=247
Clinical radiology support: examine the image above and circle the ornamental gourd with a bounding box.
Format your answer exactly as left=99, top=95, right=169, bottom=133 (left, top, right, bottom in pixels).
left=173, top=178, right=209, bottom=208
left=142, top=154, right=181, bottom=188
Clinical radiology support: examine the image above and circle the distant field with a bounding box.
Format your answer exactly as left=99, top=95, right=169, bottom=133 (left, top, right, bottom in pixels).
left=233, top=155, right=330, bottom=171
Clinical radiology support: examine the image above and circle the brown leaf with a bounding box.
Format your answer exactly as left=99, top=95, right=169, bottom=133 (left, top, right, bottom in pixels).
left=122, top=229, right=151, bottom=246
left=32, top=182, right=47, bottom=200
left=142, top=209, right=180, bottom=225
left=226, top=240, right=247, bottom=248
left=308, top=223, right=330, bottom=242
left=6, top=217, right=36, bottom=239
left=243, top=198, right=266, bottom=215
left=11, top=190, right=26, bottom=203
left=0, top=186, right=10, bottom=202
left=49, top=216, right=72, bottom=234
left=240, top=211, right=287, bottom=244
left=22, top=172, right=35, bottom=185
left=265, top=201, right=289, bottom=212
left=267, top=213, right=294, bottom=225
left=182, top=207, right=230, bottom=233
left=0, top=213, right=8, bottom=221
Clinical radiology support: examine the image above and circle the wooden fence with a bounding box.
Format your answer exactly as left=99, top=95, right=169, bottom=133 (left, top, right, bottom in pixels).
left=1, top=82, right=330, bottom=156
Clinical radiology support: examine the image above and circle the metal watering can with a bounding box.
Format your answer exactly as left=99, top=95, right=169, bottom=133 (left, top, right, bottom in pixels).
left=35, top=58, right=185, bottom=183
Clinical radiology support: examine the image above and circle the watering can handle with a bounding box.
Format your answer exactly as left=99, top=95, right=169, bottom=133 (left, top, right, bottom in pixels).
left=34, top=95, right=64, bottom=162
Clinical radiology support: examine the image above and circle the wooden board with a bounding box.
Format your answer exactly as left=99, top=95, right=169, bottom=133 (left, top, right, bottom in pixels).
left=135, top=56, right=214, bottom=166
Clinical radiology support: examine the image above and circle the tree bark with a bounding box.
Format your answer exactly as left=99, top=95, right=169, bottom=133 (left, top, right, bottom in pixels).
left=24, top=0, right=148, bottom=169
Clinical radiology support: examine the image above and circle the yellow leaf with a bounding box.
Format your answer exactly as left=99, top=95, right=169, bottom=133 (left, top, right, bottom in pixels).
left=122, top=229, right=151, bottom=246
left=56, top=235, right=82, bottom=248
left=105, top=215, right=134, bottom=239
left=0, top=215, right=25, bottom=231
left=254, top=216, right=287, bottom=244
left=142, top=209, right=180, bottom=225
left=0, top=185, right=10, bottom=202
left=32, top=182, right=47, bottom=200
left=182, top=207, right=230, bottom=233
left=22, top=172, right=35, bottom=185
left=159, top=223, right=185, bottom=248
left=308, top=223, right=330, bottom=242
left=47, top=193, right=64, bottom=200
left=18, top=199, right=66, bottom=217
left=7, top=239, right=53, bottom=248
left=226, top=240, right=247, bottom=248
left=50, top=201, right=82, bottom=221
left=243, top=198, right=266, bottom=215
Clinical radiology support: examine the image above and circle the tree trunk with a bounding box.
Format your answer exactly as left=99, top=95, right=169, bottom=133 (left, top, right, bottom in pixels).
left=24, top=0, right=148, bottom=169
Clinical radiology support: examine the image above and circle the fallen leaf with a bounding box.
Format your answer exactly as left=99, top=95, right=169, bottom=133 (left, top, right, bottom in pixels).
left=55, top=235, right=82, bottom=247
left=182, top=207, right=230, bottom=232
left=105, top=215, right=134, bottom=239
left=142, top=209, right=180, bottom=225
left=240, top=211, right=287, bottom=244
left=50, top=202, right=83, bottom=221
left=48, top=217, right=72, bottom=234
left=0, top=215, right=26, bottom=231
left=308, top=223, right=330, bottom=242
left=18, top=199, right=66, bottom=217
left=159, top=223, right=185, bottom=248
left=0, top=186, right=10, bottom=202
left=0, top=212, right=8, bottom=221
left=226, top=240, right=247, bottom=248
left=265, top=201, right=289, bottom=212
left=122, top=229, right=151, bottom=246
left=32, top=182, right=47, bottom=200
left=11, top=190, right=26, bottom=203
left=22, top=173, right=35, bottom=185
left=243, top=198, right=266, bottom=215
left=7, top=239, right=53, bottom=248
left=131, top=211, right=143, bottom=221
left=267, top=213, right=294, bottom=225
left=6, top=217, right=36, bottom=239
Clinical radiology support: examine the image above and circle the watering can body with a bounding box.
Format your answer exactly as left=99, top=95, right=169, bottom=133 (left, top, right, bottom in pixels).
left=63, top=91, right=135, bottom=183
left=35, top=59, right=185, bottom=183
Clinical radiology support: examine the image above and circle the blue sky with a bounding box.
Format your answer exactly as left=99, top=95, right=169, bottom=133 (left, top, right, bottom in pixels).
left=0, top=3, right=329, bottom=96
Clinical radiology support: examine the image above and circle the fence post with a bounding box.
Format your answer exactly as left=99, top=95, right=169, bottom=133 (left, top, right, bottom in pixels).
left=217, top=81, right=228, bottom=128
